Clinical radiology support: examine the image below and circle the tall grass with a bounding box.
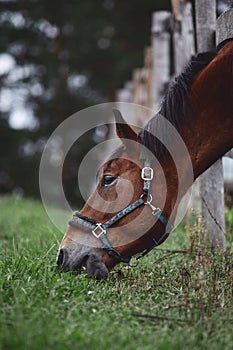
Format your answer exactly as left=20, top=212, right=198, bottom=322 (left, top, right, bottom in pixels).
left=0, top=196, right=232, bottom=350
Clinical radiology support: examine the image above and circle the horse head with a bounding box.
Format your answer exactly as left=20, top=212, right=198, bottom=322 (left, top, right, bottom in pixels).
left=57, top=109, right=176, bottom=279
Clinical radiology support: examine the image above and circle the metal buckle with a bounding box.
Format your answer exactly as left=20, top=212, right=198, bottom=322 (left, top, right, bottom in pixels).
left=151, top=207, right=162, bottom=216
left=141, top=166, right=153, bottom=181
left=92, top=223, right=106, bottom=239
left=145, top=200, right=162, bottom=216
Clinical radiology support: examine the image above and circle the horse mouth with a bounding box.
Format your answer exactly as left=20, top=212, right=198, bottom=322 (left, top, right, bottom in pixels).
left=57, top=248, right=109, bottom=280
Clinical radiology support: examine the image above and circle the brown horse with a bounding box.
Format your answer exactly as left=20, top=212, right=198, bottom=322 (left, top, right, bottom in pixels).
left=57, top=39, right=233, bottom=279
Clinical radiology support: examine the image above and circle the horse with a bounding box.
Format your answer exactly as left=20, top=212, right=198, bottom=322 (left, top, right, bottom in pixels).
left=57, top=38, right=233, bottom=279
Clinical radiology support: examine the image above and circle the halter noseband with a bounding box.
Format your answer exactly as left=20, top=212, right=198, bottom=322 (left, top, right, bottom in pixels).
left=69, top=161, right=173, bottom=264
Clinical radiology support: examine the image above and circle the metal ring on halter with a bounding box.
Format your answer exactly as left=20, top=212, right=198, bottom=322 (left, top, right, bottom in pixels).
left=146, top=194, right=153, bottom=204
left=140, top=193, right=152, bottom=201
left=140, top=193, right=153, bottom=204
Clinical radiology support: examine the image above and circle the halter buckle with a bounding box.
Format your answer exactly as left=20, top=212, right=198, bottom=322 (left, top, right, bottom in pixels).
left=151, top=207, right=162, bottom=216
left=92, top=223, right=106, bottom=239
left=141, top=166, right=153, bottom=181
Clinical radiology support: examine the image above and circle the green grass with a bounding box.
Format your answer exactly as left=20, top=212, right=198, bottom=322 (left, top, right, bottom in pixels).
left=0, top=196, right=232, bottom=350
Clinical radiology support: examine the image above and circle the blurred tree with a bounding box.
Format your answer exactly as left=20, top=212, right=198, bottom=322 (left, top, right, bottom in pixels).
left=0, top=0, right=171, bottom=205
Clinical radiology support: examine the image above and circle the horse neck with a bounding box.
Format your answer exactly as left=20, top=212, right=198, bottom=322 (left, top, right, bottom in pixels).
left=177, top=43, right=233, bottom=181
left=150, top=43, right=233, bottom=220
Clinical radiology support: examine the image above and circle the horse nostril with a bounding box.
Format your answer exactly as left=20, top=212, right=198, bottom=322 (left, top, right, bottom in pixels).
left=57, top=249, right=66, bottom=267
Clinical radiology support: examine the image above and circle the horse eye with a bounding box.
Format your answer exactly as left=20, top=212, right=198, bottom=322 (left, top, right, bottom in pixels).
left=101, top=174, right=117, bottom=187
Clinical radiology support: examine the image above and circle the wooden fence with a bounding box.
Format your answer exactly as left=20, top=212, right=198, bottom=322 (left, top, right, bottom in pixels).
left=115, top=0, right=233, bottom=251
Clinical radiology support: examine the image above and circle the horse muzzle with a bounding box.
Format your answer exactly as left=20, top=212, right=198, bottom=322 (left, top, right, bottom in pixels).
left=56, top=245, right=109, bottom=280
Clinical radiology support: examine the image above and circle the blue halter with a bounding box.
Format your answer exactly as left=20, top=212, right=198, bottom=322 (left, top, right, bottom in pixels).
left=69, top=161, right=174, bottom=263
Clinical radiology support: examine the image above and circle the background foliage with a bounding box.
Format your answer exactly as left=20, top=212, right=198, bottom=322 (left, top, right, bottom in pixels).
left=0, top=0, right=229, bottom=206
left=0, top=0, right=170, bottom=205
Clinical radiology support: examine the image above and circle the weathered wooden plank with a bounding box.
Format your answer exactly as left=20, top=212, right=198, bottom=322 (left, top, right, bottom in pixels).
left=171, top=0, right=185, bottom=21
left=116, top=81, right=134, bottom=103
left=171, top=1, right=200, bottom=213
left=216, top=7, right=233, bottom=44
left=173, top=2, right=195, bottom=74
left=151, top=11, right=171, bottom=110
left=195, top=0, right=226, bottom=252
left=144, top=46, right=153, bottom=108
left=195, top=0, right=216, bottom=51
left=225, top=149, right=233, bottom=159
left=133, top=68, right=148, bottom=107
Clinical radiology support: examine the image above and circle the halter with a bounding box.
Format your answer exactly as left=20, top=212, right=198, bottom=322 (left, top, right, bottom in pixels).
left=69, top=161, right=174, bottom=264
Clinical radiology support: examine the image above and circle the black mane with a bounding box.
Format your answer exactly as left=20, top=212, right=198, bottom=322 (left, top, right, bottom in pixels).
left=138, top=38, right=233, bottom=158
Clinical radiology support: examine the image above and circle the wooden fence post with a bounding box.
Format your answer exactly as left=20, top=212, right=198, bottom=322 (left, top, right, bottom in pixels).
left=132, top=48, right=152, bottom=108
left=216, top=3, right=233, bottom=43
left=116, top=81, right=134, bottom=103
left=225, top=150, right=233, bottom=159
left=172, top=1, right=195, bottom=74
left=172, top=1, right=201, bottom=213
left=144, top=46, right=153, bottom=108
left=151, top=11, right=171, bottom=109
left=195, top=0, right=226, bottom=252
left=217, top=1, right=233, bottom=205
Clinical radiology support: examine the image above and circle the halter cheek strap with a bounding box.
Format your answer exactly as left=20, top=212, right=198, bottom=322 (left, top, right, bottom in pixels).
left=69, top=161, right=174, bottom=263
left=69, top=198, right=145, bottom=263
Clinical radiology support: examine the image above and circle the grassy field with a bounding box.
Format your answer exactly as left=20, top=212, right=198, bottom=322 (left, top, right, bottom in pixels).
left=0, top=196, right=232, bottom=350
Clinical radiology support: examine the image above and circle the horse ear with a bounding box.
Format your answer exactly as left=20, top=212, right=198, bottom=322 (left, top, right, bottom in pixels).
left=113, top=108, right=138, bottom=143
